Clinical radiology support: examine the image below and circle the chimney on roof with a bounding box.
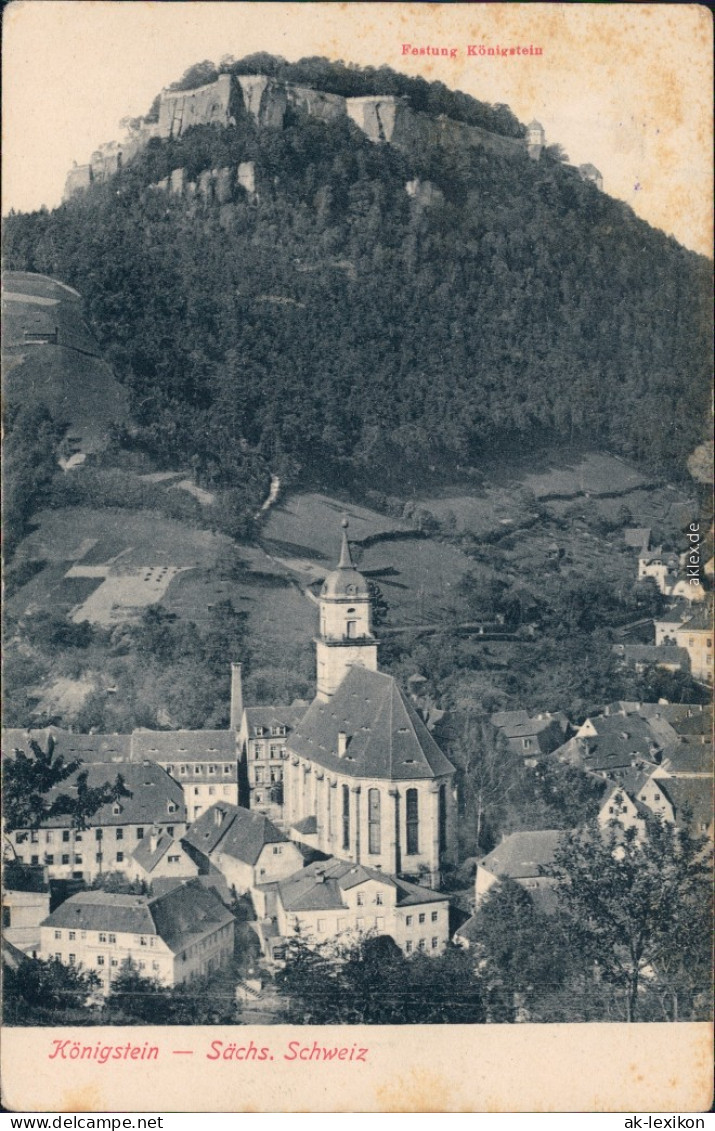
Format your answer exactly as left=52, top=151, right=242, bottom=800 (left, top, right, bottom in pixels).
left=337, top=731, right=349, bottom=758
left=230, top=662, right=244, bottom=732
left=315, top=869, right=325, bottom=883
left=149, top=826, right=160, bottom=854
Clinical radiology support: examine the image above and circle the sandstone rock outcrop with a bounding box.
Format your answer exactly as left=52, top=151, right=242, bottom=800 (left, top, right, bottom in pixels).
left=64, top=71, right=602, bottom=201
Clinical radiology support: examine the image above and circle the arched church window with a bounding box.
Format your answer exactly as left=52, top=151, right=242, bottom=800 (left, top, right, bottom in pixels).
left=342, top=785, right=350, bottom=850
left=346, top=620, right=358, bottom=639
left=406, top=789, right=419, bottom=855
left=438, top=784, right=447, bottom=853
left=368, top=789, right=381, bottom=854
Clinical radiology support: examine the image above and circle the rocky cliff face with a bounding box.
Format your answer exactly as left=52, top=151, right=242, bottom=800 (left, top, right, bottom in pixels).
left=63, top=72, right=601, bottom=200
left=158, top=73, right=238, bottom=137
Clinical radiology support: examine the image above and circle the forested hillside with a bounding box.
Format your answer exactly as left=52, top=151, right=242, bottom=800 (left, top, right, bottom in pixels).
left=4, top=58, right=711, bottom=513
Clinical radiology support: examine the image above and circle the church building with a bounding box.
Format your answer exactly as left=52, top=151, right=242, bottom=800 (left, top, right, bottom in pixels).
left=279, top=520, right=457, bottom=887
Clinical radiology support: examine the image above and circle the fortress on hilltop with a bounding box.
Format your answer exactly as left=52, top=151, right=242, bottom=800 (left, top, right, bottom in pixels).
left=63, top=73, right=602, bottom=202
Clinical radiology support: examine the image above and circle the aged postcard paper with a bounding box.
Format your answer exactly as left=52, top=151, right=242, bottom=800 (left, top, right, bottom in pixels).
left=2, top=0, right=713, bottom=1114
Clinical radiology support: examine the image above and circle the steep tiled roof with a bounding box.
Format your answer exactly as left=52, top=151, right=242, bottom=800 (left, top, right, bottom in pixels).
left=479, top=831, right=565, bottom=879
left=1, top=729, right=131, bottom=764
left=658, top=779, right=714, bottom=833
left=491, top=710, right=530, bottom=729
left=132, top=832, right=174, bottom=873
left=660, top=741, right=713, bottom=776
left=289, top=668, right=455, bottom=781
left=23, top=761, right=185, bottom=829
left=183, top=803, right=287, bottom=865
left=131, top=730, right=236, bottom=762
left=570, top=715, right=664, bottom=773
left=612, top=767, right=653, bottom=797
left=243, top=705, right=306, bottom=732
left=41, top=881, right=234, bottom=952
left=601, top=784, right=650, bottom=820
left=43, top=891, right=155, bottom=935
left=638, top=703, right=710, bottom=738
left=291, top=816, right=318, bottom=836
left=277, top=857, right=446, bottom=913
left=3, top=728, right=236, bottom=766
left=677, top=603, right=713, bottom=633
left=148, top=880, right=234, bottom=951
left=392, top=875, right=448, bottom=907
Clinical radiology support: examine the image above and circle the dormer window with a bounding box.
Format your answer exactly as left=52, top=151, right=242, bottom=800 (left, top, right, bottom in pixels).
left=255, top=726, right=266, bottom=737
left=112, top=803, right=122, bottom=815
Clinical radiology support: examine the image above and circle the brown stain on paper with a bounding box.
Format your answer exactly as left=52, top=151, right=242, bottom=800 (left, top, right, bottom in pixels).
left=60, top=1085, right=105, bottom=1113
left=376, top=1069, right=455, bottom=1113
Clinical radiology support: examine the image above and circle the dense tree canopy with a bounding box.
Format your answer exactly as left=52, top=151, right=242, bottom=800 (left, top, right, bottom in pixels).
left=2, top=736, right=130, bottom=833
left=3, top=72, right=710, bottom=508
left=277, top=933, right=485, bottom=1024
left=545, top=818, right=713, bottom=1022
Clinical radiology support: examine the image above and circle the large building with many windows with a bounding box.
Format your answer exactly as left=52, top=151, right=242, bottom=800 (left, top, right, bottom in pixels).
left=6, top=761, right=186, bottom=883
left=39, top=880, right=235, bottom=990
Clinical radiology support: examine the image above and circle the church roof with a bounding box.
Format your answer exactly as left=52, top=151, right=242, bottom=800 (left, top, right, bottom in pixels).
left=288, top=667, right=455, bottom=781
left=320, top=519, right=370, bottom=600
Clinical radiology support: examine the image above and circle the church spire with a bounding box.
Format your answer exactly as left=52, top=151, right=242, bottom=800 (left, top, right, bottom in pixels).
left=338, top=517, right=354, bottom=569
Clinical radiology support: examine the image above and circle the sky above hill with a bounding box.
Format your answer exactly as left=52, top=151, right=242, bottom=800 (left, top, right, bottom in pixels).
left=2, top=2, right=712, bottom=257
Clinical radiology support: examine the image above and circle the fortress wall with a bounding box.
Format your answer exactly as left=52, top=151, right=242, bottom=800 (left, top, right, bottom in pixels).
left=236, top=75, right=287, bottom=128
left=64, top=73, right=540, bottom=201
left=63, top=165, right=92, bottom=201
left=286, top=84, right=347, bottom=123
left=157, top=73, right=235, bottom=138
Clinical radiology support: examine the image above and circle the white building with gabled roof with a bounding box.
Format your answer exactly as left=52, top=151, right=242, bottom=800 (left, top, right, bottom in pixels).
left=268, top=856, right=450, bottom=956
left=182, top=802, right=303, bottom=894
left=39, top=879, right=234, bottom=991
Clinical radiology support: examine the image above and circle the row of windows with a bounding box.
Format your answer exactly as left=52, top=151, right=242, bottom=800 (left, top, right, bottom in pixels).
left=254, top=726, right=286, bottom=738
left=355, top=891, right=382, bottom=907
left=315, top=916, right=385, bottom=933
left=405, top=912, right=439, bottom=926
left=54, top=929, right=117, bottom=943
left=21, top=824, right=177, bottom=844
left=254, top=767, right=283, bottom=784
left=405, top=939, right=440, bottom=953
left=252, top=744, right=285, bottom=759
left=191, top=784, right=233, bottom=796
left=56, top=954, right=160, bottom=974
left=170, top=764, right=234, bottom=776
left=37, top=851, right=129, bottom=866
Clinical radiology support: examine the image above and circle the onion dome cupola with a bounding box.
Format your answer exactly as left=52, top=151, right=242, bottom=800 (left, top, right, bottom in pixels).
left=315, top=519, right=378, bottom=702
left=321, top=519, right=371, bottom=601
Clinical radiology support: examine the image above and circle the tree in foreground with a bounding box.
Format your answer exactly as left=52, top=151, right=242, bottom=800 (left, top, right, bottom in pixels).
left=3, top=736, right=130, bottom=833
left=545, top=817, right=713, bottom=1022
left=276, top=933, right=485, bottom=1024
left=103, top=959, right=238, bottom=1025
left=3, top=957, right=101, bottom=1025
left=466, top=879, right=585, bottom=1023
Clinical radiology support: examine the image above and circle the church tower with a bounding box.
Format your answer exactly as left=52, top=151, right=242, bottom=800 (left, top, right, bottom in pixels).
left=315, top=519, right=378, bottom=701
